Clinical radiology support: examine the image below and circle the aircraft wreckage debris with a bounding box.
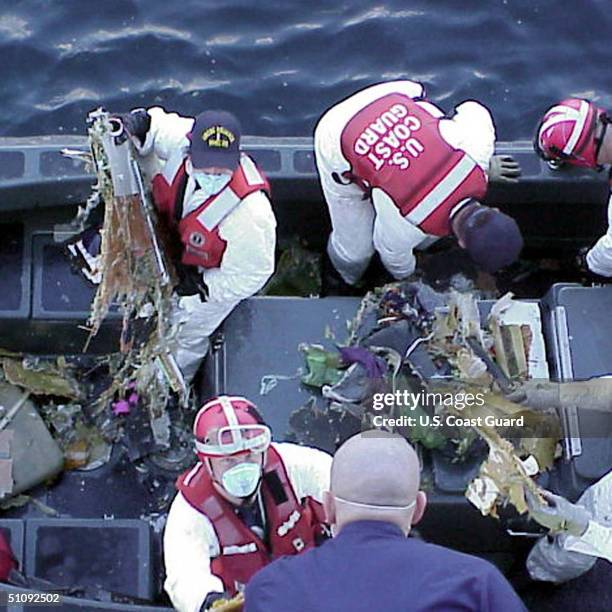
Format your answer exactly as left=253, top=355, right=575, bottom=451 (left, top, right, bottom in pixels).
left=288, top=280, right=563, bottom=520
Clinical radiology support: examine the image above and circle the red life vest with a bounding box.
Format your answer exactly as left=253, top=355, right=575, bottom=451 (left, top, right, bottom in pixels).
left=152, top=153, right=271, bottom=268
left=340, top=93, right=487, bottom=236
left=0, top=531, right=15, bottom=582
left=176, top=446, right=327, bottom=596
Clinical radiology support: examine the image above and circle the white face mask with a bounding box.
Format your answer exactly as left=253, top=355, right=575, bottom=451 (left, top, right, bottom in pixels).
left=192, top=171, right=231, bottom=196
left=221, top=462, right=262, bottom=498
left=333, top=496, right=416, bottom=511
left=330, top=496, right=416, bottom=537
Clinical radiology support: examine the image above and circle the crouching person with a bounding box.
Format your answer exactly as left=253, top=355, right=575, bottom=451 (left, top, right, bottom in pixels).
left=163, top=395, right=331, bottom=611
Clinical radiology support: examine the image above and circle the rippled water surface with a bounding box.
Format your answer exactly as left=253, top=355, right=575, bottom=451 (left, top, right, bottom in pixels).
left=1, top=0, right=611, bottom=139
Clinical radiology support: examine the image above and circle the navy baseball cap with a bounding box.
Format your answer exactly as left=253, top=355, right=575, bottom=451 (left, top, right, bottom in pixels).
left=189, top=110, right=241, bottom=170
left=461, top=206, right=523, bottom=273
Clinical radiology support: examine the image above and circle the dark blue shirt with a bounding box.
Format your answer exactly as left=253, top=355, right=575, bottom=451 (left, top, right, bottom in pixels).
left=244, top=520, right=527, bottom=612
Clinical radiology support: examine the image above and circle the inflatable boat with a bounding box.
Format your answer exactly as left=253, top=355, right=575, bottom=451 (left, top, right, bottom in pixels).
left=0, top=135, right=610, bottom=609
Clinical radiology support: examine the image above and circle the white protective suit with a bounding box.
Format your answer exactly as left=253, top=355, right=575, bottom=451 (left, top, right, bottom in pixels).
left=163, top=442, right=332, bottom=612
left=314, top=80, right=496, bottom=284
left=527, top=470, right=612, bottom=582
left=134, top=107, right=277, bottom=382
left=586, top=190, right=612, bottom=277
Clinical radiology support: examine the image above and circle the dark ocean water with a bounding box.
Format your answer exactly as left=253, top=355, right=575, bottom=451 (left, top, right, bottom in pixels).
left=1, top=0, right=611, bottom=139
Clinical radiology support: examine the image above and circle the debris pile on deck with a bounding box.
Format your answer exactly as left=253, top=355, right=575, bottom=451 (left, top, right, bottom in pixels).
left=290, top=280, right=561, bottom=519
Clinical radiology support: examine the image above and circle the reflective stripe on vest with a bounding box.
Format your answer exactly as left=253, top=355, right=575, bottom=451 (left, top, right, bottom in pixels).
left=240, top=155, right=266, bottom=186
left=404, top=154, right=477, bottom=226
left=196, top=186, right=242, bottom=230
left=223, top=543, right=258, bottom=555
left=277, top=510, right=301, bottom=537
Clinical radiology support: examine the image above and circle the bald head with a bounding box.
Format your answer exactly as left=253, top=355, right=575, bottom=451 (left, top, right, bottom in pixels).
left=325, top=430, right=426, bottom=535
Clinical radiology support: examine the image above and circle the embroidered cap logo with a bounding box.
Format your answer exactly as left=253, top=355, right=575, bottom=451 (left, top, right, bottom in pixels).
left=201, top=126, right=236, bottom=150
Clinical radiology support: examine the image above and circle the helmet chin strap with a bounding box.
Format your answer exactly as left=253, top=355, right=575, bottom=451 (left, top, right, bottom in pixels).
left=594, top=114, right=610, bottom=168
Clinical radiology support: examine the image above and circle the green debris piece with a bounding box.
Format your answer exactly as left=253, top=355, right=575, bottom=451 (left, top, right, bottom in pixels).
left=2, top=358, right=82, bottom=400
left=0, top=348, right=21, bottom=359
left=263, top=241, right=321, bottom=296
left=0, top=494, right=59, bottom=516
left=0, top=494, right=30, bottom=511
left=397, top=402, right=447, bottom=449
left=392, top=376, right=446, bottom=449
left=299, top=344, right=344, bottom=388
left=452, top=430, right=481, bottom=462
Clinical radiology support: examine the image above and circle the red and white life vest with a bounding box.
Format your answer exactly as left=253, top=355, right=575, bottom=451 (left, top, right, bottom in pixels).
left=152, top=153, right=271, bottom=268
left=176, top=446, right=327, bottom=596
left=340, top=93, right=487, bottom=236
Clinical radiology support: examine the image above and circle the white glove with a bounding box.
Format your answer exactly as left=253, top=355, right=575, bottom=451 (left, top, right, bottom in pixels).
left=488, top=155, right=521, bottom=183
left=526, top=490, right=592, bottom=536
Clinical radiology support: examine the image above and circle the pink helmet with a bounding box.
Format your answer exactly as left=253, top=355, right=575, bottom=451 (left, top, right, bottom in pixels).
left=193, top=395, right=271, bottom=461
left=535, top=98, right=609, bottom=168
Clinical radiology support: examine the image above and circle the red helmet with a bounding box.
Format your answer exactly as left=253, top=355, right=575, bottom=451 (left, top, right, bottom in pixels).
left=535, top=98, right=609, bottom=168
left=193, top=395, right=271, bottom=460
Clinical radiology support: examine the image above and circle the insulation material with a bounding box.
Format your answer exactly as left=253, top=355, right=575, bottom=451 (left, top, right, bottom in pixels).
left=456, top=388, right=561, bottom=471
left=211, top=593, right=244, bottom=611
left=82, top=109, right=187, bottom=414
left=292, top=281, right=560, bottom=520
left=450, top=388, right=560, bottom=517
left=2, top=357, right=82, bottom=400
left=491, top=320, right=529, bottom=379
left=430, top=289, right=559, bottom=516
left=453, top=291, right=485, bottom=345
left=86, top=110, right=176, bottom=343
left=430, top=290, right=490, bottom=367
left=455, top=348, right=489, bottom=381
left=488, top=296, right=550, bottom=379
left=465, top=425, right=547, bottom=518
